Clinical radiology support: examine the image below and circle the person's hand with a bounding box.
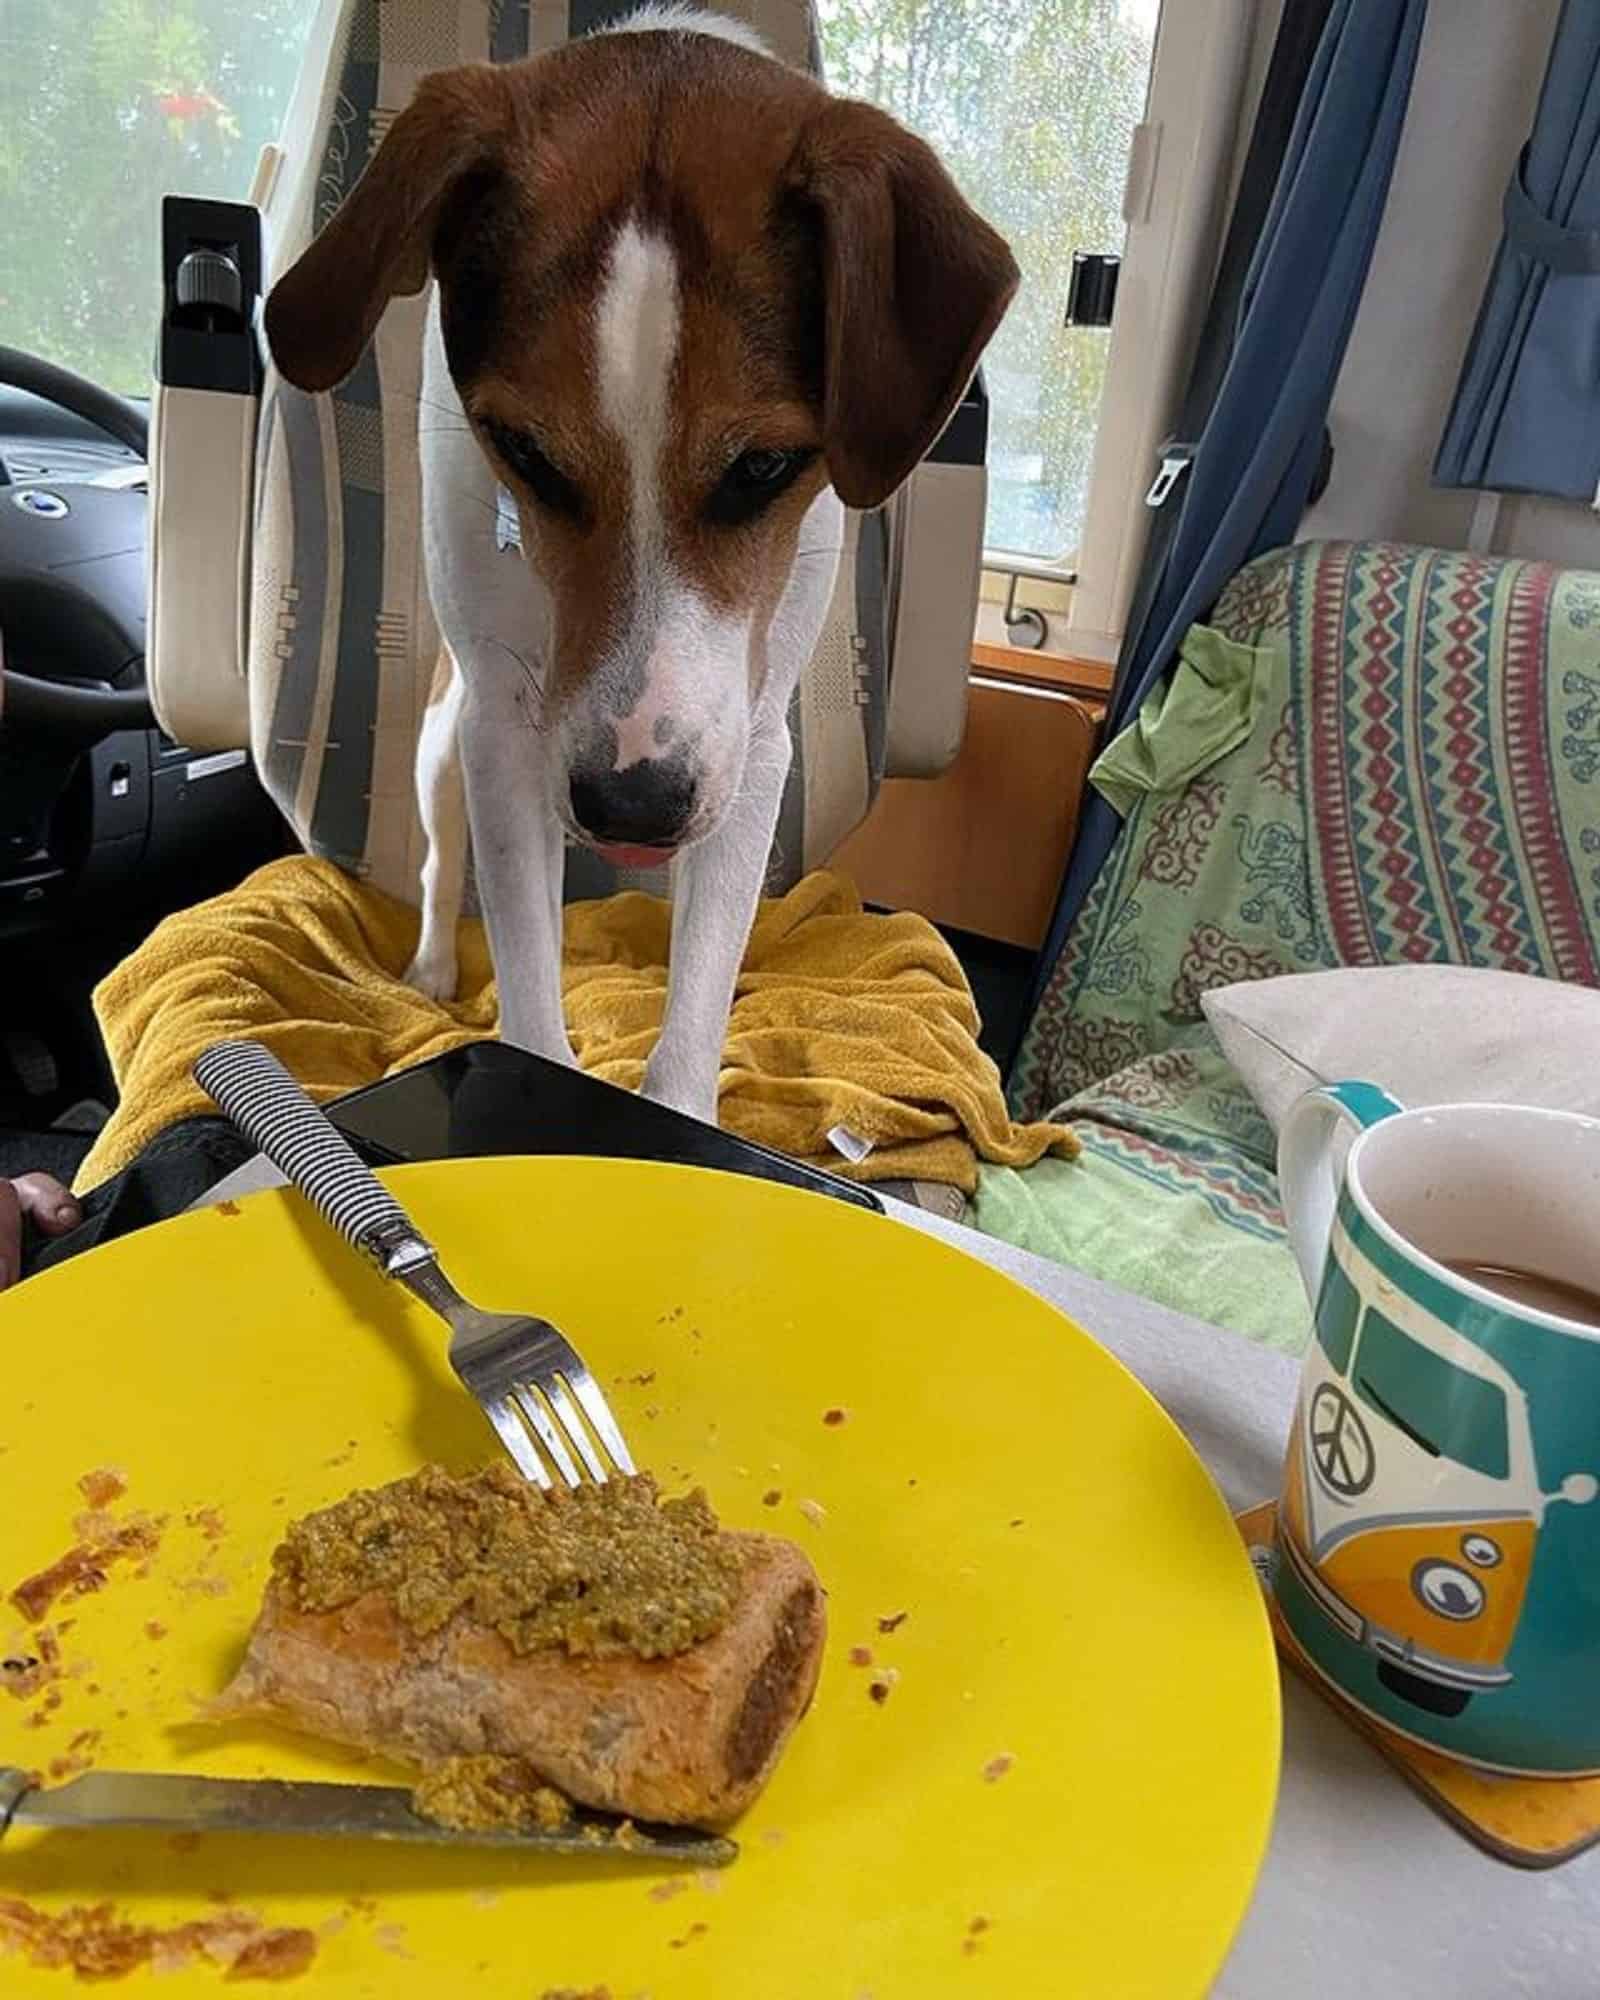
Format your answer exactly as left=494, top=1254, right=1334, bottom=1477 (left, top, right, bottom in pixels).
left=0, top=1173, right=81, bottom=1291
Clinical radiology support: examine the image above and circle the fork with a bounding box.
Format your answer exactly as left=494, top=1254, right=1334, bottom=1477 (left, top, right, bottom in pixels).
left=193, top=1039, right=636, bottom=1490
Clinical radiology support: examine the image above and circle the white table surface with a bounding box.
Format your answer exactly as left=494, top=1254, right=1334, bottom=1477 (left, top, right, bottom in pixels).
left=193, top=1158, right=1600, bottom=1998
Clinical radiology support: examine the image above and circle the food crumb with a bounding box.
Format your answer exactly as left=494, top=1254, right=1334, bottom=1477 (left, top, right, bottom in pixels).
left=630, top=1371, right=656, bottom=1387
left=1009, top=1518, right=1025, bottom=1529
left=145, top=1621, right=167, bottom=1642
left=647, top=1878, right=689, bottom=1904
left=822, top=1408, right=847, bottom=1427
left=540, top=1988, right=613, bottom=2000
left=0, top=1899, right=316, bottom=1982
left=179, top=1574, right=232, bottom=1600
left=216, top=1199, right=242, bottom=1217
left=668, top=1923, right=709, bottom=1950
left=46, top=1727, right=101, bottom=1783
left=962, top=1915, right=993, bottom=1957
left=983, top=1753, right=1015, bottom=1783
left=2, top=1627, right=61, bottom=1703
left=848, top=1646, right=873, bottom=1668
left=10, top=1513, right=166, bottom=1623
left=796, top=1498, right=826, bottom=1528
left=643, top=1406, right=662, bottom=1422
left=227, top=1927, right=320, bottom=1979
left=761, top=1489, right=782, bottom=1508
left=868, top=1671, right=897, bottom=1706
left=77, top=1468, right=127, bottom=1510
left=877, top=1611, right=908, bottom=1634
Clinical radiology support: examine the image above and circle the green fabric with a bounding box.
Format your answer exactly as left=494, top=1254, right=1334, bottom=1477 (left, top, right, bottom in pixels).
left=1286, top=544, right=1600, bottom=984
left=998, top=537, right=1600, bottom=1351
left=973, top=1154, right=1310, bottom=1351
left=1089, top=623, right=1275, bottom=815
left=995, top=548, right=1323, bottom=1348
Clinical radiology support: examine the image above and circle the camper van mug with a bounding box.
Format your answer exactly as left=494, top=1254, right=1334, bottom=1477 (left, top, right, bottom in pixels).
left=1274, top=1084, right=1600, bottom=1775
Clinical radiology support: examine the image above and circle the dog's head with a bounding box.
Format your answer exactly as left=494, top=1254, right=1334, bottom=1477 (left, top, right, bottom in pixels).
left=266, top=17, right=1017, bottom=864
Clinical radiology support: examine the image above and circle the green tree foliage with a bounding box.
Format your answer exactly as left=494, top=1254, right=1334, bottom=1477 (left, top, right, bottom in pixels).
left=0, top=0, right=1150, bottom=557
left=817, top=0, right=1153, bottom=556
left=0, top=0, right=314, bottom=390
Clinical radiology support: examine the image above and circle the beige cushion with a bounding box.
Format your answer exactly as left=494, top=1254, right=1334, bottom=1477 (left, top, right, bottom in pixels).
left=1201, top=966, right=1600, bottom=1132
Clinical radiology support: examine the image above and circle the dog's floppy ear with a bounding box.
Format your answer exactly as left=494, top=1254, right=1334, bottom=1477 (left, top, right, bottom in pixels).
left=789, top=100, right=1019, bottom=511
left=265, top=65, right=510, bottom=392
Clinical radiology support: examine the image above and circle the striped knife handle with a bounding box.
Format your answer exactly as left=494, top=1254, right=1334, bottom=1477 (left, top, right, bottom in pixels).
left=193, top=1040, right=431, bottom=1266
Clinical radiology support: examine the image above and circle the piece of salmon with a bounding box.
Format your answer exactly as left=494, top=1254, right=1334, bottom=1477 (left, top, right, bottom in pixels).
left=215, top=1531, right=825, bottom=1828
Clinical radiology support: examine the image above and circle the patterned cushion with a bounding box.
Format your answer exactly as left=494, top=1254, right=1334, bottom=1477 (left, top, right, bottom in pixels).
left=247, top=0, right=888, bottom=908
left=1286, top=541, right=1600, bottom=982
left=997, top=538, right=1600, bottom=1344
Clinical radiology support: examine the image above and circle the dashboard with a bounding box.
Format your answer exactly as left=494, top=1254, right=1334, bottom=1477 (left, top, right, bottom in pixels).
left=0, top=386, right=280, bottom=944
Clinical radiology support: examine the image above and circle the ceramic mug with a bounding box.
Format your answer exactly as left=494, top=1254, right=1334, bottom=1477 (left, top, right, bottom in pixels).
left=1274, top=1083, right=1600, bottom=1775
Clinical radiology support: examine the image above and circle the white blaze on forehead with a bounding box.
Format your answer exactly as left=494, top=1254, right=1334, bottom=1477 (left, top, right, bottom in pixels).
left=608, top=5, right=773, bottom=58
left=594, top=219, right=680, bottom=540
left=590, top=217, right=750, bottom=791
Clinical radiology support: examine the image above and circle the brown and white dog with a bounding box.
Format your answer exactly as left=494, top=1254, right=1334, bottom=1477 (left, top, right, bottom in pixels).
left=265, top=7, right=1016, bottom=1124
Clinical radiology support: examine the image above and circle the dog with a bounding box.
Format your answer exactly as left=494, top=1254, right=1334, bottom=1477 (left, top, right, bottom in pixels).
left=263, top=7, right=1017, bottom=1125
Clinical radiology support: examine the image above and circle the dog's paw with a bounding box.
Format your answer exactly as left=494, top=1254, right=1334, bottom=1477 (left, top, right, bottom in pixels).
left=403, top=948, right=459, bottom=1004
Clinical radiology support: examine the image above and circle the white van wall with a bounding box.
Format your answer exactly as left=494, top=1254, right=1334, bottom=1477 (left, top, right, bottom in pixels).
left=1295, top=0, right=1599, bottom=565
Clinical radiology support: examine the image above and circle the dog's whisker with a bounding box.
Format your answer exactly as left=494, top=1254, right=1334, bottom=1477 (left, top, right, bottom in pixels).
left=463, top=629, right=552, bottom=735
left=405, top=388, right=477, bottom=421
left=444, top=483, right=507, bottom=524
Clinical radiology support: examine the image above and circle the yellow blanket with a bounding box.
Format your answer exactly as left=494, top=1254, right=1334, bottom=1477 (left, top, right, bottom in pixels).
left=77, top=855, right=1075, bottom=1195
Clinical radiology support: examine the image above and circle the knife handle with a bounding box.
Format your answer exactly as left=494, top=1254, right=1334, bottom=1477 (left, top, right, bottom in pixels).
left=194, top=1040, right=435, bottom=1274
left=0, top=1767, right=31, bottom=1837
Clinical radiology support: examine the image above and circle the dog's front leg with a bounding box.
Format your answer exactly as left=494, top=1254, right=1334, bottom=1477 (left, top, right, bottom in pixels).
left=404, top=658, right=468, bottom=1002
left=642, top=719, right=791, bottom=1124
left=458, top=675, right=576, bottom=1067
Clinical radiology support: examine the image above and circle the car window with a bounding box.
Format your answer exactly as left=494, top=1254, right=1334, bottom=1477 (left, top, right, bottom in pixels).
left=1, top=1, right=320, bottom=394
left=1354, top=1309, right=1510, bottom=1482
left=818, top=0, right=1160, bottom=562
left=1314, top=1256, right=1360, bottom=1374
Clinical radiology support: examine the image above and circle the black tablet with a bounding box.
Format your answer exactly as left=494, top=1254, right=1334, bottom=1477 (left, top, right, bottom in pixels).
left=323, top=1040, right=882, bottom=1214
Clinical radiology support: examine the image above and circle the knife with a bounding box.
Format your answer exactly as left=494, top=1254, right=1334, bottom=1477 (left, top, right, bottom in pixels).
left=0, top=1766, right=735, bottom=1865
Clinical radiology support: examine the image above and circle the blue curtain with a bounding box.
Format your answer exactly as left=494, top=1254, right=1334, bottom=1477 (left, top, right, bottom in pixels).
left=1434, top=0, right=1600, bottom=501
left=1024, top=0, right=1428, bottom=1021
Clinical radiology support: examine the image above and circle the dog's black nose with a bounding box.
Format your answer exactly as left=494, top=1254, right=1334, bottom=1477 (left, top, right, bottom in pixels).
left=569, top=760, right=697, bottom=849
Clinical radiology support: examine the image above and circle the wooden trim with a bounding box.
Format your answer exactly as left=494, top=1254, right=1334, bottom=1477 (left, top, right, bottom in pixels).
left=834, top=679, right=1100, bottom=949
left=971, top=640, right=1115, bottom=702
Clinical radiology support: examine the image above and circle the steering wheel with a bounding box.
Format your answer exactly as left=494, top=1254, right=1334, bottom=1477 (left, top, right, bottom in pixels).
left=0, top=344, right=156, bottom=740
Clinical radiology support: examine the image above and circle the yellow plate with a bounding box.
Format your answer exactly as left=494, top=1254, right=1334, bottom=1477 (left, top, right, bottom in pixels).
left=0, top=1158, right=1278, bottom=1996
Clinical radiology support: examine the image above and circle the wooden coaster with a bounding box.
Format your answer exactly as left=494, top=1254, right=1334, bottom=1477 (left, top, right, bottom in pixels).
left=1237, top=1500, right=1600, bottom=1869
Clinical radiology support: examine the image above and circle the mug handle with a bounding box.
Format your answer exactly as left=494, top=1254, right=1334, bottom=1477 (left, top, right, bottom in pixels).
left=1278, top=1081, right=1404, bottom=1298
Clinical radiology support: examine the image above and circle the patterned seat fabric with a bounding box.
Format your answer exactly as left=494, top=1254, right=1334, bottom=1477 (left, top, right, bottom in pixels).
left=992, top=540, right=1600, bottom=1345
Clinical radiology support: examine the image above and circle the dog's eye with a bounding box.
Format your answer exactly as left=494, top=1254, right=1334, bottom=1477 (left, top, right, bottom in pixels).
left=481, top=419, right=585, bottom=523
left=707, top=447, right=813, bottom=527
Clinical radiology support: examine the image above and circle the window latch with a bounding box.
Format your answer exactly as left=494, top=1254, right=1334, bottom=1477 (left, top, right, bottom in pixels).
left=1145, top=443, right=1194, bottom=509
